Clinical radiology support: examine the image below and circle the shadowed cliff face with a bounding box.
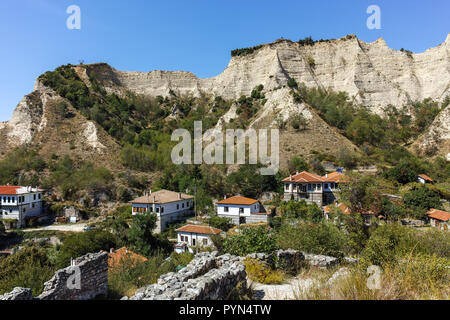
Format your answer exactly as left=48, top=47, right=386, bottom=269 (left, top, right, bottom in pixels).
left=1, top=34, right=449, bottom=161
left=90, top=34, right=450, bottom=115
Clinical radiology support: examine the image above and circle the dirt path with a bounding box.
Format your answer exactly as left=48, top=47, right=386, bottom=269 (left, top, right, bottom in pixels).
left=250, top=277, right=319, bottom=300
left=21, top=223, right=88, bottom=233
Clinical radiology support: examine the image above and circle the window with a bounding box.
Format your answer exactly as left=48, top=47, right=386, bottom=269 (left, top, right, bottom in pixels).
left=192, top=239, right=196, bottom=246
left=161, top=207, right=164, bottom=213
left=182, top=203, right=185, bottom=208
left=7, top=197, right=10, bottom=203
left=308, top=184, right=312, bottom=191
left=156, top=207, right=160, bottom=213
left=325, top=184, right=328, bottom=189
left=285, top=184, right=289, bottom=191
left=202, top=239, right=208, bottom=246
left=224, top=206, right=229, bottom=213
left=177, top=204, right=179, bottom=210
left=150, top=207, right=153, bottom=212
left=239, top=208, right=244, bottom=214
left=32, top=203, right=35, bottom=208
left=38, top=193, right=41, bottom=199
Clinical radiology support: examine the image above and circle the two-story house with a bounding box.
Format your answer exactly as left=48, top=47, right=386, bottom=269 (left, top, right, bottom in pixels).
left=131, top=189, right=194, bottom=233
left=283, top=171, right=348, bottom=206
left=216, top=195, right=270, bottom=225
left=0, top=185, right=43, bottom=229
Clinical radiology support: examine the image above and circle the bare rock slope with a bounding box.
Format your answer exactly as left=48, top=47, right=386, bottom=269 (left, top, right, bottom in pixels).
left=1, top=34, right=449, bottom=162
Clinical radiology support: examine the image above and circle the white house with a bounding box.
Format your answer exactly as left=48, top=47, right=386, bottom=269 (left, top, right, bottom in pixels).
left=131, top=189, right=194, bottom=233
left=417, top=174, right=433, bottom=184
left=0, top=185, right=43, bottom=229
left=426, top=208, right=450, bottom=231
left=216, top=196, right=270, bottom=225
left=283, top=171, right=349, bottom=206
left=175, top=224, right=223, bottom=251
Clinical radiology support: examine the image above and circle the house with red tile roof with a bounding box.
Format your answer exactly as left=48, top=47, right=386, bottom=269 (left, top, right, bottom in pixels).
left=175, top=224, right=224, bottom=250
left=426, top=208, right=450, bottom=230
left=282, top=171, right=349, bottom=206
left=0, top=185, right=43, bottom=229
left=130, top=189, right=194, bottom=233
left=216, top=195, right=271, bottom=225
left=417, top=174, right=433, bottom=184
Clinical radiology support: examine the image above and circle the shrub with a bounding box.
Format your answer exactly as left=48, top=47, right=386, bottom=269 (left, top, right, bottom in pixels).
left=403, top=185, right=441, bottom=213
left=243, top=258, right=284, bottom=284
left=223, top=226, right=276, bottom=256
left=208, top=216, right=233, bottom=232
left=276, top=221, right=347, bottom=258
left=287, top=78, right=298, bottom=89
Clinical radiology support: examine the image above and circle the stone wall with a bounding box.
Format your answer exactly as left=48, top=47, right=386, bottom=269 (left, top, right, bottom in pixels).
left=127, top=252, right=247, bottom=300
left=0, top=251, right=108, bottom=301
left=127, top=249, right=307, bottom=300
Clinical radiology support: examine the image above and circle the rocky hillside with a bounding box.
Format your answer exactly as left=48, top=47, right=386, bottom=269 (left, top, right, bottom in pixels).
left=90, top=34, right=450, bottom=114
left=1, top=33, right=449, bottom=165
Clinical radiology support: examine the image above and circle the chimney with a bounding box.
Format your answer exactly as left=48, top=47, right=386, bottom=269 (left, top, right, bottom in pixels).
left=126, top=249, right=128, bottom=254
left=224, top=195, right=227, bottom=199
left=290, top=175, right=292, bottom=181
left=296, top=171, right=299, bottom=175
left=179, top=193, right=182, bottom=200
left=326, top=174, right=328, bottom=178
left=149, top=190, right=152, bottom=195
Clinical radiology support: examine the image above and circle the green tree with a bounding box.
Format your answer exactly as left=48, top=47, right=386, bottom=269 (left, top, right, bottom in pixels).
left=223, top=226, right=276, bottom=256
left=403, top=185, right=441, bottom=213
left=288, top=156, right=309, bottom=173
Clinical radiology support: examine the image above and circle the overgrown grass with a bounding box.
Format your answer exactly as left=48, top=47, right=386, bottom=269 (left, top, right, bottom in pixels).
left=108, top=251, right=194, bottom=299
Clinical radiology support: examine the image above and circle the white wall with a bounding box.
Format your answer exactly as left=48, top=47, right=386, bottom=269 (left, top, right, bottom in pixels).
left=177, top=232, right=213, bottom=247
left=217, top=203, right=261, bottom=217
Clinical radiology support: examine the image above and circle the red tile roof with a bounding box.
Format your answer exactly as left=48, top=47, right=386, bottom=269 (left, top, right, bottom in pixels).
left=426, top=209, right=450, bottom=222
left=0, top=186, right=21, bottom=195
left=175, top=224, right=223, bottom=235
left=283, top=171, right=349, bottom=183
left=418, top=174, right=433, bottom=182
left=323, top=203, right=351, bottom=215
left=217, top=196, right=259, bottom=206
left=323, top=172, right=349, bottom=183
left=283, top=171, right=324, bottom=183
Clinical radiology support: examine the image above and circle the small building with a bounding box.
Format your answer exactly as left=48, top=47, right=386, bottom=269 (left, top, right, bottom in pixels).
left=426, top=208, right=450, bottom=231
left=216, top=196, right=271, bottom=225
left=0, top=186, right=43, bottom=229
left=108, top=247, right=148, bottom=268
left=283, top=171, right=349, bottom=206
left=417, top=174, right=433, bottom=184
left=131, top=189, right=194, bottom=233
left=175, top=224, right=223, bottom=249
left=323, top=202, right=351, bottom=219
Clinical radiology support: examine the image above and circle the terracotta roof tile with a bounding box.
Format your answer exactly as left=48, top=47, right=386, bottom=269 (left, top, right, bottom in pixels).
left=283, top=171, right=324, bottom=183
left=418, top=174, right=433, bottom=182
left=323, top=172, right=349, bottom=183
left=217, top=196, right=259, bottom=205
left=426, top=209, right=450, bottom=222
left=323, top=203, right=351, bottom=215
left=131, top=189, right=194, bottom=204
left=175, top=224, right=223, bottom=235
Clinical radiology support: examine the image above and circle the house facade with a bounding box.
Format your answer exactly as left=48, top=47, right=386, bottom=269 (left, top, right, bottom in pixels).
left=216, top=196, right=270, bottom=225
left=0, top=186, right=43, bottom=229
left=131, top=189, right=194, bottom=233
left=283, top=171, right=348, bottom=206
left=175, top=224, right=223, bottom=250
left=426, top=208, right=450, bottom=231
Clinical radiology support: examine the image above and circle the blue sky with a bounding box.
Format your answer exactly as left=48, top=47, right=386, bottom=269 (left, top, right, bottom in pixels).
left=0, top=0, right=449, bottom=121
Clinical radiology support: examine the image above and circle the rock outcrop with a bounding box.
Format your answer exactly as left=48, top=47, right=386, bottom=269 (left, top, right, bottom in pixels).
left=89, top=34, right=450, bottom=115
